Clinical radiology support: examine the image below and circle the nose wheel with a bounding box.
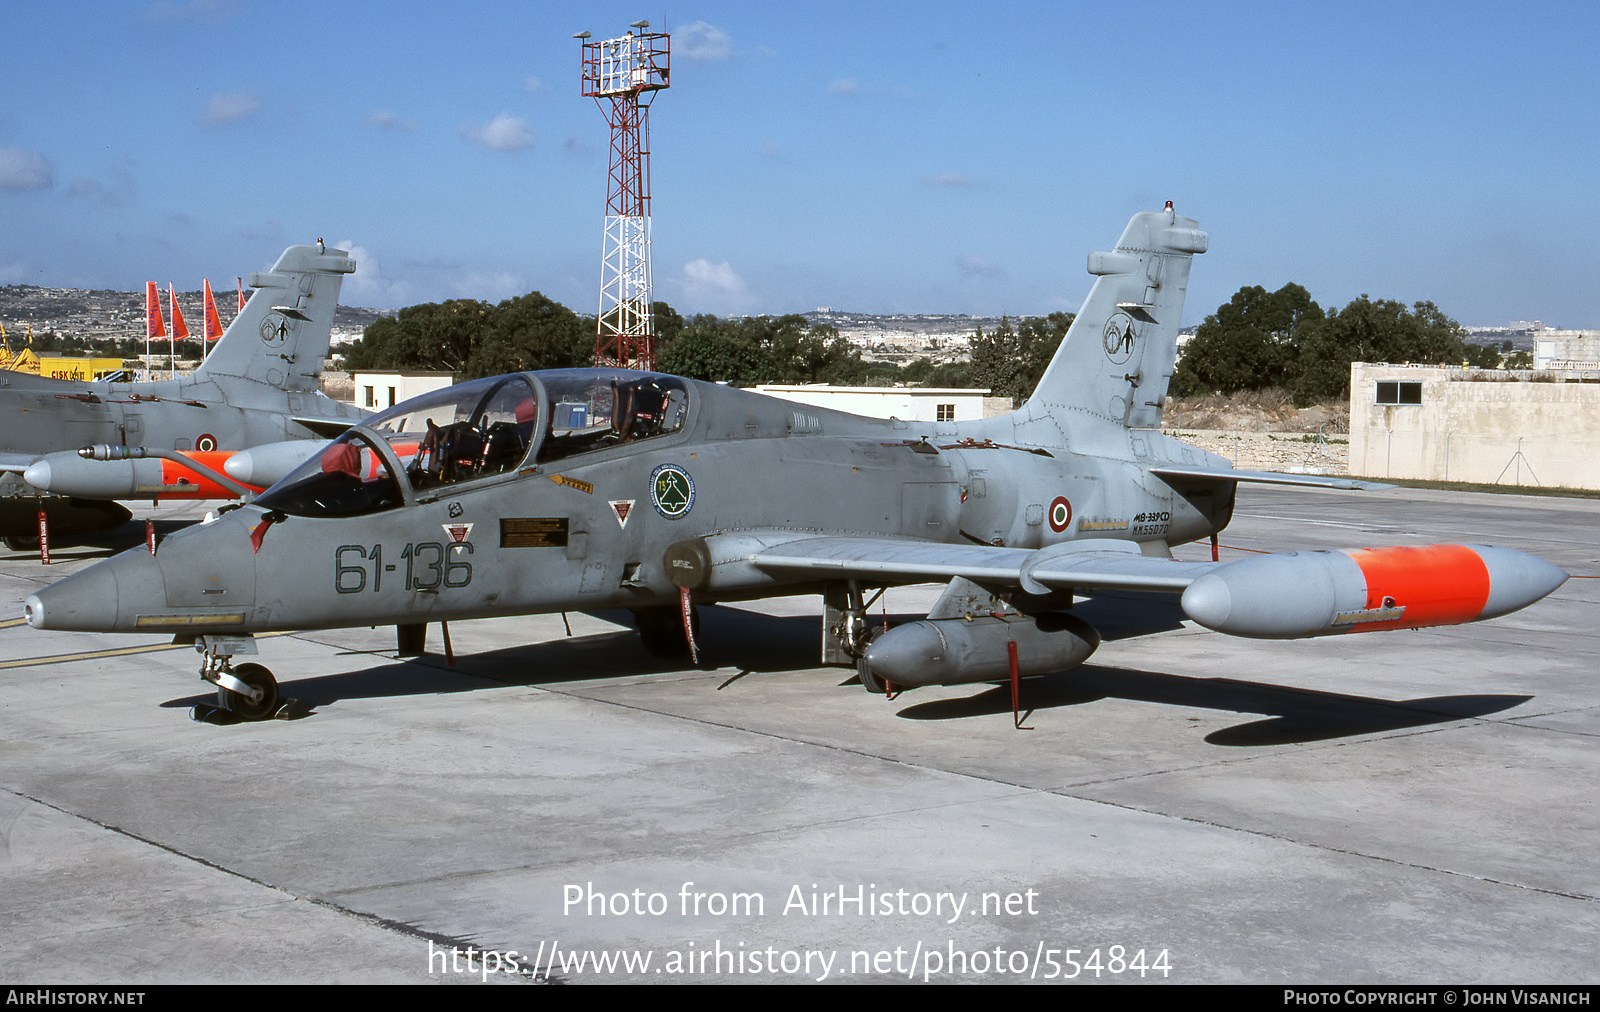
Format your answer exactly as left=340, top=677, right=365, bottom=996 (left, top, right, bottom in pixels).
left=219, top=663, right=280, bottom=721
left=192, top=636, right=292, bottom=722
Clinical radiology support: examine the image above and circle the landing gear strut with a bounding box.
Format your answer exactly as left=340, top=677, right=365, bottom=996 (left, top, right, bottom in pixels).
left=191, top=635, right=291, bottom=722
left=823, top=581, right=889, bottom=693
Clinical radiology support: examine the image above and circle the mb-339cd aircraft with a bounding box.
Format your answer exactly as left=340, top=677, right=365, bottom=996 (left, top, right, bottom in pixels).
left=24, top=206, right=1567, bottom=721
left=0, top=242, right=365, bottom=544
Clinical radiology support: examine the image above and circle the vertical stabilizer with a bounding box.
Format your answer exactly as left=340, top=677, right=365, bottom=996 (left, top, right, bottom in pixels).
left=193, top=243, right=356, bottom=391
left=1026, top=205, right=1207, bottom=428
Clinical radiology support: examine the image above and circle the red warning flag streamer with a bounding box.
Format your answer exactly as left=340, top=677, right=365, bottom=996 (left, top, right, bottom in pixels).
left=145, top=282, right=166, bottom=340
left=202, top=280, right=224, bottom=342
left=236, top=277, right=245, bottom=311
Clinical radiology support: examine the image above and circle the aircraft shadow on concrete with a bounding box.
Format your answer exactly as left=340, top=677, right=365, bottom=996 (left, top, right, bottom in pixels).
left=895, top=665, right=1532, bottom=746
left=160, top=604, right=825, bottom=715
left=1070, top=590, right=1190, bottom=641
left=5, top=519, right=200, bottom=563
left=152, top=598, right=1528, bottom=743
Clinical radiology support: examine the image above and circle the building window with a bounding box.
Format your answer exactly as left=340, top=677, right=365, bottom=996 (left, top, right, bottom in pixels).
left=936, top=403, right=956, bottom=422
left=364, top=385, right=375, bottom=407
left=1375, top=381, right=1422, bottom=405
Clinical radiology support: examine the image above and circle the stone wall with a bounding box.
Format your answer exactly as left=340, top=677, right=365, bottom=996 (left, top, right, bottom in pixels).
left=1349, top=363, right=1600, bottom=489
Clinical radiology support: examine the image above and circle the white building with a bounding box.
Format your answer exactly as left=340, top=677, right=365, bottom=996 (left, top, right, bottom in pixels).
left=351, top=370, right=455, bottom=410
left=1349, top=362, right=1600, bottom=489
left=752, top=384, right=990, bottom=423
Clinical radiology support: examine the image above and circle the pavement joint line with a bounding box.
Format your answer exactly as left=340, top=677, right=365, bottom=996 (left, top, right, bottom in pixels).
left=469, top=678, right=1600, bottom=907
left=1044, top=779, right=1600, bottom=906
left=3, top=786, right=516, bottom=968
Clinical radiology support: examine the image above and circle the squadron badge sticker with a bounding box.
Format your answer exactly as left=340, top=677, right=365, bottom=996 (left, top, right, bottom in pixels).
left=259, top=312, right=289, bottom=348
left=1102, top=311, right=1137, bottom=364
left=650, top=464, right=695, bottom=518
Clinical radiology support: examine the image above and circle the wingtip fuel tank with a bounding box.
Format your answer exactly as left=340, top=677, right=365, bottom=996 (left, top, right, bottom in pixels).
left=1180, top=544, right=1568, bottom=639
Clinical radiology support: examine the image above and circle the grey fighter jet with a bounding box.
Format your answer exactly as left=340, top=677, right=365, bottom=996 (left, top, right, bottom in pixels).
left=0, top=243, right=366, bottom=544
left=24, top=207, right=1568, bottom=721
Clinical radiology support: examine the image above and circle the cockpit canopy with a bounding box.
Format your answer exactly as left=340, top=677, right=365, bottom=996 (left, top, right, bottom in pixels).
left=255, top=370, right=688, bottom=518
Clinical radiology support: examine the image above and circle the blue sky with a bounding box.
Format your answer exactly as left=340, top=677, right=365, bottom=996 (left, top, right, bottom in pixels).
left=3, top=1, right=1598, bottom=328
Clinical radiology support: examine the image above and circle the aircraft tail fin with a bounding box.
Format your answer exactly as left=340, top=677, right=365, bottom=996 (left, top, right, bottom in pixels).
left=1025, top=205, right=1207, bottom=428
left=192, top=243, right=356, bottom=391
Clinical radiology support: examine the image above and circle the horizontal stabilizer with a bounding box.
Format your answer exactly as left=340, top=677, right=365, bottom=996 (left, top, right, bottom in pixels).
left=290, top=416, right=361, bottom=439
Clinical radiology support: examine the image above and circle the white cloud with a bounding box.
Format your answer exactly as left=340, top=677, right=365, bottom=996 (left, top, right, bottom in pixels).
left=0, top=261, right=28, bottom=284
left=922, top=173, right=975, bottom=187
left=524, top=75, right=546, bottom=94
left=680, top=258, right=753, bottom=314
left=463, top=113, right=534, bottom=152
left=0, top=147, right=53, bottom=190
left=956, top=254, right=1000, bottom=278
left=366, top=110, right=416, bottom=132
left=678, top=21, right=733, bottom=61
left=200, top=91, right=260, bottom=127
left=828, top=79, right=860, bottom=95
left=336, top=240, right=412, bottom=308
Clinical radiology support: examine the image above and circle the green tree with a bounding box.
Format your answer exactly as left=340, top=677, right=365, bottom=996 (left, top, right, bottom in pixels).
left=1290, top=297, right=1469, bottom=404
left=465, top=292, right=589, bottom=377
left=657, top=318, right=771, bottom=384
left=1171, top=283, right=1323, bottom=396
left=344, top=299, right=492, bottom=373
left=970, top=317, right=1027, bottom=406
left=1016, top=312, right=1075, bottom=398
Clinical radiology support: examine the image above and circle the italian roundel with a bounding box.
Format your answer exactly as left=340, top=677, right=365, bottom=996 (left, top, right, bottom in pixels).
left=1048, top=496, right=1073, bottom=533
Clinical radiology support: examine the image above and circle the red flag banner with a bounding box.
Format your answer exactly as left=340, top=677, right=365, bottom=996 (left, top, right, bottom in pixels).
left=202, top=280, right=224, bottom=341
left=146, top=282, right=166, bottom=339
left=168, top=285, right=190, bottom=343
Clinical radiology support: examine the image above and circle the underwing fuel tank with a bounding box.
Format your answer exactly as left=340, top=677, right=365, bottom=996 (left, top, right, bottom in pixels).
left=860, top=612, right=1100, bottom=689
left=22, top=449, right=259, bottom=500
left=1180, top=544, right=1568, bottom=639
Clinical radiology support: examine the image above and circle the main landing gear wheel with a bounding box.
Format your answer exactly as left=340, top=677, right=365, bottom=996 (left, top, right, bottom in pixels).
left=219, top=663, right=279, bottom=721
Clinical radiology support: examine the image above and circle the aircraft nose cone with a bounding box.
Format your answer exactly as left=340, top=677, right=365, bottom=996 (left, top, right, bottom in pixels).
left=26, top=553, right=126, bottom=631
left=1180, top=573, right=1231, bottom=630
left=25, top=546, right=166, bottom=632
left=1474, top=544, right=1569, bottom=618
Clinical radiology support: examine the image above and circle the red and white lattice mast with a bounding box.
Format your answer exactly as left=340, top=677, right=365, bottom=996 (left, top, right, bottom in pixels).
left=576, top=22, right=669, bottom=370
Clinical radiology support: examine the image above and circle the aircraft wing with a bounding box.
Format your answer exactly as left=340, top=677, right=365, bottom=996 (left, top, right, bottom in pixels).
left=746, top=533, right=1565, bottom=640
left=749, top=535, right=1206, bottom=594
left=0, top=451, right=39, bottom=474
left=1149, top=465, right=1392, bottom=491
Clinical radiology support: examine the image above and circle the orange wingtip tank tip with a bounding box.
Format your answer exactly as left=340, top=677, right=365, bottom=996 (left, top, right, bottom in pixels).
left=1342, top=544, right=1491, bottom=631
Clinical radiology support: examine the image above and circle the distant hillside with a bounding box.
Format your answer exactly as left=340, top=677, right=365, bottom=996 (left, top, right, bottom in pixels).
left=0, top=284, right=391, bottom=344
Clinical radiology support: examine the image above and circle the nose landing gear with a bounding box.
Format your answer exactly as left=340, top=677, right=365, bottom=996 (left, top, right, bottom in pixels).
left=190, top=635, right=293, bottom=722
